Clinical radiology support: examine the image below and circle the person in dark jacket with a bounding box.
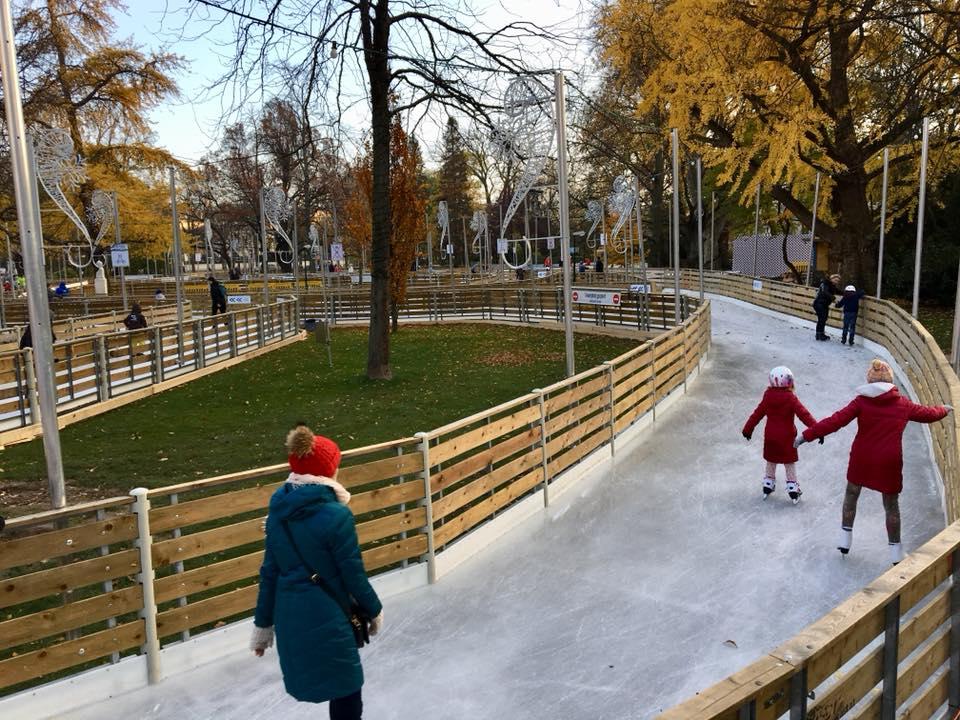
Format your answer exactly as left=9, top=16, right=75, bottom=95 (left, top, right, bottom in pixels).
left=18, top=323, right=56, bottom=350
left=796, top=359, right=952, bottom=564
left=812, top=273, right=841, bottom=341
left=122, top=303, right=148, bottom=331
left=252, top=425, right=383, bottom=719
left=595, top=255, right=604, bottom=273
left=835, top=285, right=866, bottom=346
left=207, top=275, right=227, bottom=315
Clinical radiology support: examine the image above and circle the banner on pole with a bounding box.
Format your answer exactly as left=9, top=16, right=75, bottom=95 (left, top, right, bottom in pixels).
left=599, top=233, right=606, bottom=246
left=571, top=287, right=622, bottom=306
left=497, top=239, right=508, bottom=254
left=629, top=283, right=651, bottom=294
left=752, top=279, right=763, bottom=291
left=110, top=243, right=130, bottom=268
left=227, top=295, right=252, bottom=305
left=446, top=244, right=453, bottom=255
left=546, top=237, right=555, bottom=250
left=330, top=243, right=345, bottom=263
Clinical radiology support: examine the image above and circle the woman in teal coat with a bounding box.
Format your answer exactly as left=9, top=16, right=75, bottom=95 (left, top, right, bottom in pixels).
left=251, top=426, right=383, bottom=719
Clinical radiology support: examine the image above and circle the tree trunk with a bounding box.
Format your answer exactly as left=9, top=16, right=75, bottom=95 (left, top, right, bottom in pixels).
left=828, top=173, right=877, bottom=292
left=363, top=1, right=392, bottom=380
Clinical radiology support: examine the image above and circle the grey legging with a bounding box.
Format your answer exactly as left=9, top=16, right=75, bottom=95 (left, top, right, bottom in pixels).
left=842, top=482, right=900, bottom=544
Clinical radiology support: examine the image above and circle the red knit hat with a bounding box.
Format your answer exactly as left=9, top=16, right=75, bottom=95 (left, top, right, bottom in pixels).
left=286, top=426, right=341, bottom=478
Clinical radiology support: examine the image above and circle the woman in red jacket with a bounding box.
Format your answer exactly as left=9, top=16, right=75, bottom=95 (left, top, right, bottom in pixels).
left=795, top=359, right=952, bottom=564
left=743, top=366, right=818, bottom=504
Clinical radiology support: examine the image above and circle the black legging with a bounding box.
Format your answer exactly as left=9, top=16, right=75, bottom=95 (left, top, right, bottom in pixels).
left=330, top=689, right=363, bottom=720
left=814, top=303, right=829, bottom=337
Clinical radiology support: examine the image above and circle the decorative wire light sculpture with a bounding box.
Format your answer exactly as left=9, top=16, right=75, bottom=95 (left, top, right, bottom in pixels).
left=607, top=173, right=637, bottom=253
left=33, top=127, right=95, bottom=268
left=492, top=77, right=554, bottom=269
left=585, top=199, right=603, bottom=249
left=470, top=210, right=487, bottom=255
left=203, top=219, right=214, bottom=270
left=308, top=224, right=320, bottom=260
left=262, top=187, right=294, bottom=264
left=87, top=190, right=115, bottom=245
left=437, top=200, right=451, bottom=258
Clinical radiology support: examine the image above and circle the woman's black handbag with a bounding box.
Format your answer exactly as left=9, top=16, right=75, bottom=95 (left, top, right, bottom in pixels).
left=281, top=520, right=373, bottom=648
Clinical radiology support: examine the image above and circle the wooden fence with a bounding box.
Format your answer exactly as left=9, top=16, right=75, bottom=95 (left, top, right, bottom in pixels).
left=0, top=299, right=301, bottom=443
left=0, top=293, right=710, bottom=700
left=657, top=270, right=960, bottom=720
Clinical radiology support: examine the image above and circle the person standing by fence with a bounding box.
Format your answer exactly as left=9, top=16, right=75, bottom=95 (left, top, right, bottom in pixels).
left=812, top=273, right=841, bottom=341
left=208, top=275, right=227, bottom=315
left=251, top=424, right=383, bottom=719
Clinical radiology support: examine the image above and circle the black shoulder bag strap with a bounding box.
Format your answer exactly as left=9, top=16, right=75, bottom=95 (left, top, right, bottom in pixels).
left=280, top=518, right=354, bottom=624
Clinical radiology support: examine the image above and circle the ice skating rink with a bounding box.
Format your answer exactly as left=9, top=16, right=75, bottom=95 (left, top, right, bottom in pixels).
left=64, top=299, right=946, bottom=720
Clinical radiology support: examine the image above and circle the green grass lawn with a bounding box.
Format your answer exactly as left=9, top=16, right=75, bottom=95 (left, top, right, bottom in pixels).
left=2, top=324, right=637, bottom=503
left=889, top=299, right=954, bottom=351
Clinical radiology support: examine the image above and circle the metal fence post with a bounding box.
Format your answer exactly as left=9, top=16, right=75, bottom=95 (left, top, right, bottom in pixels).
left=414, top=431, right=437, bottom=584
left=789, top=667, right=808, bottom=719
left=95, top=335, right=110, bottom=401
left=152, top=326, right=164, bottom=384
left=130, top=487, right=162, bottom=684
left=193, top=320, right=205, bottom=369
left=603, top=361, right=616, bottom=455
left=881, top=596, right=900, bottom=720
left=256, top=306, right=265, bottom=348
left=228, top=313, right=238, bottom=358
left=948, top=547, right=960, bottom=714
left=532, top=389, right=550, bottom=506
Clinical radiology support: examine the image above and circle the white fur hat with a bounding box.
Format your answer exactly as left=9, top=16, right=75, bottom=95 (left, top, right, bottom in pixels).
left=844, top=285, right=856, bottom=292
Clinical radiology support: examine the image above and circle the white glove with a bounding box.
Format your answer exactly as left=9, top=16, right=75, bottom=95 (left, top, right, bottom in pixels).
left=793, top=436, right=806, bottom=448
left=369, top=611, right=384, bottom=637
left=945, top=405, right=954, bottom=413
left=250, top=625, right=274, bottom=652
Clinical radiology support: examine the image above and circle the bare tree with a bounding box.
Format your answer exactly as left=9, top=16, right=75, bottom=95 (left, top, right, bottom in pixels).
left=185, top=0, right=567, bottom=379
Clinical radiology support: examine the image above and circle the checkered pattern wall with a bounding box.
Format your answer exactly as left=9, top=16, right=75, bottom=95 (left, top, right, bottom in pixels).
left=732, top=233, right=813, bottom=277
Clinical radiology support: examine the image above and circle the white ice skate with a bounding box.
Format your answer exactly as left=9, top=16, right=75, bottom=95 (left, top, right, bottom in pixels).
left=889, top=542, right=904, bottom=565
left=762, top=477, right=775, bottom=499
left=786, top=480, right=802, bottom=504
left=837, top=527, right=852, bottom=555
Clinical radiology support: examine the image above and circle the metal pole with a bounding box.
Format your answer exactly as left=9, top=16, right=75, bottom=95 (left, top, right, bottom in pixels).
left=912, top=117, right=930, bottom=319
left=696, top=157, right=704, bottom=301
left=462, top=216, right=469, bottom=274
left=292, top=205, right=299, bottom=296
left=259, top=187, right=269, bottom=305
left=877, top=147, right=889, bottom=298
left=555, top=70, right=575, bottom=377
left=634, top=177, right=649, bottom=327
left=805, top=173, right=820, bottom=287
left=752, top=182, right=761, bottom=277
left=671, top=128, right=681, bottom=324
left=168, top=167, right=185, bottom=362
left=2, top=3, right=66, bottom=507
left=111, top=191, right=127, bottom=310
left=951, top=256, right=960, bottom=374
left=709, top=191, right=715, bottom=271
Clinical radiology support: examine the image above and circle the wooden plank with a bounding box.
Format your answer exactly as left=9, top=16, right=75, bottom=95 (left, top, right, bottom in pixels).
left=897, top=667, right=948, bottom=720
left=0, top=585, right=143, bottom=651
left=339, top=452, right=424, bottom=489
left=156, top=584, right=259, bottom=639
left=0, top=619, right=145, bottom=690
left=362, top=535, right=428, bottom=571
left=151, top=517, right=264, bottom=568
left=547, top=427, right=608, bottom=479
left=356, top=507, right=427, bottom=545
left=155, top=550, right=264, bottom=604
left=5, top=496, right=134, bottom=532
left=350, top=479, right=425, bottom=516
left=149, top=483, right=280, bottom=534
left=430, top=427, right=541, bottom=494
left=0, top=548, right=140, bottom=610
left=545, top=410, right=608, bottom=460
left=545, top=392, right=609, bottom=436
left=434, top=467, right=543, bottom=547
left=433, top=446, right=543, bottom=520
left=431, top=404, right=542, bottom=466
left=894, top=622, right=949, bottom=706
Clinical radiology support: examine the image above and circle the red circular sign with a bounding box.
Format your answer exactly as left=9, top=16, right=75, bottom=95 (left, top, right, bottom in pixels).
left=612, top=293, right=620, bottom=304
left=572, top=291, right=579, bottom=301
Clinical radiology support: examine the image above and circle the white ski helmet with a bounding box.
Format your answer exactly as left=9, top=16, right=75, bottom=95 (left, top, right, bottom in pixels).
left=769, top=366, right=794, bottom=388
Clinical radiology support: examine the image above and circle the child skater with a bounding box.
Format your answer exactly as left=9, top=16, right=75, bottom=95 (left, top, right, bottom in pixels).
left=835, top=285, right=866, bottom=346
left=742, top=366, right=819, bottom=504
left=795, top=359, right=952, bottom=564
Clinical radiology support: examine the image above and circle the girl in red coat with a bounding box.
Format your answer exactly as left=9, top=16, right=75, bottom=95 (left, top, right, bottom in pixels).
left=742, top=366, right=818, bottom=504
left=795, top=359, right=952, bottom=564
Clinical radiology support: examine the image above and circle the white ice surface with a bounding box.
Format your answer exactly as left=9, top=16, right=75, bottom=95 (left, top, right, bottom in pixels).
left=60, top=299, right=946, bottom=720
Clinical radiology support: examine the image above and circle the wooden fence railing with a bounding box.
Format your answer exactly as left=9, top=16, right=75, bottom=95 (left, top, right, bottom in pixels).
left=0, top=298, right=301, bottom=442
left=655, top=269, right=960, bottom=720
left=0, top=293, right=710, bottom=700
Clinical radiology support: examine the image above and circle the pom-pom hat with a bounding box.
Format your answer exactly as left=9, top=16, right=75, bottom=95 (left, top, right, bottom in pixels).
left=866, top=358, right=894, bottom=384
left=286, top=425, right=341, bottom=478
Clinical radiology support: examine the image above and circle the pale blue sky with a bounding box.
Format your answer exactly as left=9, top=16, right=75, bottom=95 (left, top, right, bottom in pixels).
left=112, top=0, right=596, bottom=166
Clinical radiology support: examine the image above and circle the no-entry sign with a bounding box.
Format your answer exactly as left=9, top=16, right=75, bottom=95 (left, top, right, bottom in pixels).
left=571, top=288, right=622, bottom=306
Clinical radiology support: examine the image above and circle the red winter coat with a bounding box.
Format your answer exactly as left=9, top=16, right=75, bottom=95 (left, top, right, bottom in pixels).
left=801, top=383, right=948, bottom=494
left=743, top=387, right=817, bottom=464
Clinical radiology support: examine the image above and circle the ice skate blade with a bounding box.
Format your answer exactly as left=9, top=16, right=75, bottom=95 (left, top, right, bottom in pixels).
left=838, top=547, right=849, bottom=555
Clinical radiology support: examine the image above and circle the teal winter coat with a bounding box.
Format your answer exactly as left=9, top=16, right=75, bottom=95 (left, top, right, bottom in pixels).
left=254, top=482, right=382, bottom=703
